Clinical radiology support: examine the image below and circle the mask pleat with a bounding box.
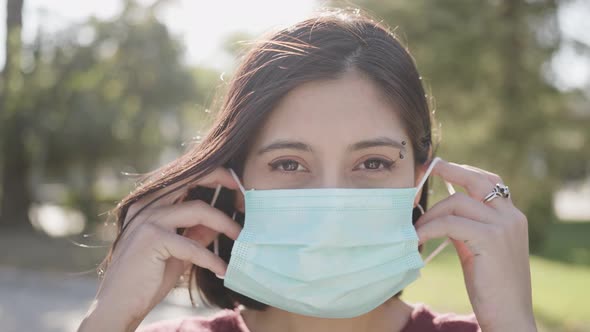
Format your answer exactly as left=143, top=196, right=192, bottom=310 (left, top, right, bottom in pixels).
left=223, top=186, right=425, bottom=318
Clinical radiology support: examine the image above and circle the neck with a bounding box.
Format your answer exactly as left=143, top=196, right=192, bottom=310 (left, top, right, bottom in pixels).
left=240, top=298, right=413, bottom=332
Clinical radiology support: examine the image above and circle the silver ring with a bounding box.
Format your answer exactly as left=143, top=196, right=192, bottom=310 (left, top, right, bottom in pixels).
left=482, top=183, right=510, bottom=203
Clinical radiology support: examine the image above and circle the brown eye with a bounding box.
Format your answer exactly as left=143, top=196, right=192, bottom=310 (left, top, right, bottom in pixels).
left=358, top=158, right=394, bottom=171
left=269, top=159, right=307, bottom=172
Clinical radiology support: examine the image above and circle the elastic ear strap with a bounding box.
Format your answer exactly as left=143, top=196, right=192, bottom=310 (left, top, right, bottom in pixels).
left=424, top=238, right=450, bottom=264
left=210, top=184, right=222, bottom=256
left=423, top=163, right=456, bottom=264
left=213, top=237, right=219, bottom=256
left=228, top=168, right=246, bottom=195
left=211, top=184, right=222, bottom=206
left=414, top=157, right=441, bottom=200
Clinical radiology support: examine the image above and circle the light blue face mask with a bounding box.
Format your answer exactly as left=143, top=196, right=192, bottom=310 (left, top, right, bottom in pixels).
left=212, top=157, right=446, bottom=319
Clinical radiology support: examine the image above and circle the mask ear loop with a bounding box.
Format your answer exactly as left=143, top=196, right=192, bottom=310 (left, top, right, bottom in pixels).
left=412, top=157, right=456, bottom=264
left=213, top=168, right=246, bottom=280
left=228, top=168, right=246, bottom=195
left=423, top=177, right=456, bottom=265
left=209, top=184, right=222, bottom=256
left=206, top=184, right=227, bottom=280
left=416, top=203, right=425, bottom=215
left=415, top=157, right=441, bottom=194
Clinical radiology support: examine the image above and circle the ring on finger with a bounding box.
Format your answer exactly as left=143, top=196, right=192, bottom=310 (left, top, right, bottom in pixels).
left=482, top=183, right=510, bottom=203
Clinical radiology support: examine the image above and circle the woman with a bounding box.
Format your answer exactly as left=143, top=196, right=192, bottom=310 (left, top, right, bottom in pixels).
left=78, top=7, right=537, bottom=332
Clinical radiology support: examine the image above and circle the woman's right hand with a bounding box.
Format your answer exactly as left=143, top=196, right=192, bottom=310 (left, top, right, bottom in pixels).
left=78, top=168, right=243, bottom=332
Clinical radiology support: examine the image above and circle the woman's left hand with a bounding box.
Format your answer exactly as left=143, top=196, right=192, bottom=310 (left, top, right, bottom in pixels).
left=415, top=159, right=537, bottom=332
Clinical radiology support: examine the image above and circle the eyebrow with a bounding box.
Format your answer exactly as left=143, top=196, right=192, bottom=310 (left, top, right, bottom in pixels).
left=256, top=140, right=313, bottom=155
left=348, top=136, right=406, bottom=152
left=256, top=136, right=406, bottom=155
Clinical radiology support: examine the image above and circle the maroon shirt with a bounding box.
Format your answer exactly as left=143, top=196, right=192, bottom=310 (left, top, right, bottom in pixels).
left=138, top=304, right=479, bottom=332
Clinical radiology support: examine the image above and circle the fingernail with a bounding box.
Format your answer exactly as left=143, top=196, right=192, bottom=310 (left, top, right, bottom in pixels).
left=215, top=267, right=227, bottom=279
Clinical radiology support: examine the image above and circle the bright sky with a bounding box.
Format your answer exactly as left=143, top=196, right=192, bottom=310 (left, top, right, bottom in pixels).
left=0, top=0, right=588, bottom=89
left=2, top=0, right=320, bottom=70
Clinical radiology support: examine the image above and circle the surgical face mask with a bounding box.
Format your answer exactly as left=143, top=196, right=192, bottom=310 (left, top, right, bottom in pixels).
left=213, top=157, right=445, bottom=318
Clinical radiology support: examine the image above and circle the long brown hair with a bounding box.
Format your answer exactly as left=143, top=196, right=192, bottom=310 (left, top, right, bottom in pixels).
left=100, top=7, right=436, bottom=312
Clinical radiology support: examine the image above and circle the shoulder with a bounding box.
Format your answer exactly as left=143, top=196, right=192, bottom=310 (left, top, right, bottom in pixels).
left=402, top=303, right=480, bottom=332
left=137, top=308, right=247, bottom=332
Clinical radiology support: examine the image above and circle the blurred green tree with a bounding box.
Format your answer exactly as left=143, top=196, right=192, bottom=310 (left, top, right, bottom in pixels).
left=0, top=0, right=210, bottom=228
left=330, top=0, right=590, bottom=250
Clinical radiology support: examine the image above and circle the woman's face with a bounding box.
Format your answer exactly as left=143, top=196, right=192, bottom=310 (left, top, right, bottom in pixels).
left=242, top=70, right=424, bottom=194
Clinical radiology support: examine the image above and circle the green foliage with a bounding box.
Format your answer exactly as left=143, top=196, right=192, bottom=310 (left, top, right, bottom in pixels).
left=526, top=186, right=558, bottom=252
left=0, top=0, right=219, bottom=225
left=35, top=4, right=195, bottom=172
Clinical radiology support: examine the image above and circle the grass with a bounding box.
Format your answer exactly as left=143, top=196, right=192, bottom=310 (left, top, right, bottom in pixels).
left=538, top=221, right=590, bottom=266
left=403, top=222, right=590, bottom=332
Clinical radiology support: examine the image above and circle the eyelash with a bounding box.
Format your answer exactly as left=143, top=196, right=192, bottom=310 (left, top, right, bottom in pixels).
left=355, top=158, right=395, bottom=171
left=268, top=158, right=395, bottom=173
left=268, top=159, right=308, bottom=173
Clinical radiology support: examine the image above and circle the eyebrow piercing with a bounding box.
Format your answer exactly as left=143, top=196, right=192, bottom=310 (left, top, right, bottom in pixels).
left=400, top=140, right=407, bottom=159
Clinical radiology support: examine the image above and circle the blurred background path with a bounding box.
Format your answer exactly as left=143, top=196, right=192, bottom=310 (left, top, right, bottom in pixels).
left=0, top=264, right=214, bottom=332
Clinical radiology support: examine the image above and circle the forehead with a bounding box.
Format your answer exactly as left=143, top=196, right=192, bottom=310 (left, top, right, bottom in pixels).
left=253, top=70, right=407, bottom=149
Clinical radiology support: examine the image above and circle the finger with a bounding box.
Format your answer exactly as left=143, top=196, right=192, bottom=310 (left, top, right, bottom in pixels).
left=416, top=215, right=489, bottom=244
left=432, top=159, right=495, bottom=201
left=183, top=167, right=245, bottom=217
left=184, top=224, right=218, bottom=247
left=460, top=164, right=514, bottom=206
left=150, top=200, right=242, bottom=240
left=462, top=164, right=504, bottom=185
left=197, top=167, right=242, bottom=191
left=416, top=192, right=497, bottom=228
left=157, top=230, right=228, bottom=277
left=125, top=167, right=243, bottom=227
